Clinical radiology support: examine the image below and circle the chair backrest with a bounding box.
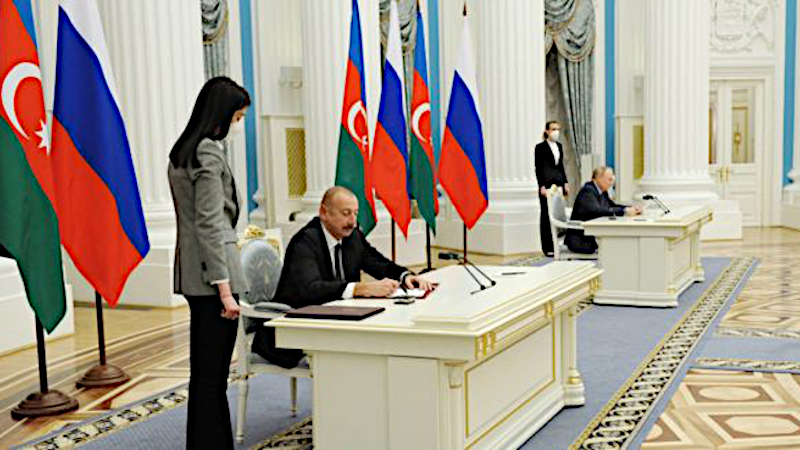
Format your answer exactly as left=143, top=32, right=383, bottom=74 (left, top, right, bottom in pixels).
left=238, top=225, right=285, bottom=259
left=546, top=187, right=567, bottom=258
left=240, top=239, right=283, bottom=332
left=551, top=191, right=568, bottom=223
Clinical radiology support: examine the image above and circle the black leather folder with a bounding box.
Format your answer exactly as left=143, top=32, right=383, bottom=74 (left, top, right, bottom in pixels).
left=284, top=305, right=385, bottom=321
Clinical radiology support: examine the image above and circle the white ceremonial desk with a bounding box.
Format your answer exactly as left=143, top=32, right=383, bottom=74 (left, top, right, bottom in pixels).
left=582, top=205, right=713, bottom=308
left=270, top=262, right=601, bottom=450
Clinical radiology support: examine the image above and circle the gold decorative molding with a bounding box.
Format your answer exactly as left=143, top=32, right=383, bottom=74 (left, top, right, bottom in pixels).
left=567, top=376, right=583, bottom=386
left=237, top=225, right=283, bottom=255
left=464, top=323, right=558, bottom=448
left=242, top=224, right=266, bottom=239
left=589, top=278, right=601, bottom=296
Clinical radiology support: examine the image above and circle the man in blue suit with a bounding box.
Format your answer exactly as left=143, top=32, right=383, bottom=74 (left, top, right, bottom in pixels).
left=566, top=167, right=641, bottom=254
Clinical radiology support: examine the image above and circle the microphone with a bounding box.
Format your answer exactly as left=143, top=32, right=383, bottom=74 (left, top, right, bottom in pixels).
left=439, top=252, right=497, bottom=295
left=642, top=194, right=670, bottom=214
left=438, top=252, right=460, bottom=261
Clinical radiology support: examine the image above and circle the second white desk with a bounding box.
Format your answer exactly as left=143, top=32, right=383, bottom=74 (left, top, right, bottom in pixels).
left=582, top=205, right=712, bottom=307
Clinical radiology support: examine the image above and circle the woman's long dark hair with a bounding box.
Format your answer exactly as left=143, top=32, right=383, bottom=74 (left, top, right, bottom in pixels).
left=169, top=76, right=251, bottom=168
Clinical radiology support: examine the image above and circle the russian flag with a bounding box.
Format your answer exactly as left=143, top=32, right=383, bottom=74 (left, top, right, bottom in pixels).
left=371, top=0, right=411, bottom=236
left=51, top=0, right=150, bottom=306
left=438, top=11, right=487, bottom=230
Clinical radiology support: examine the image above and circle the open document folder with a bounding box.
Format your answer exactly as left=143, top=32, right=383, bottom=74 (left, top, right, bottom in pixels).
left=388, top=285, right=437, bottom=299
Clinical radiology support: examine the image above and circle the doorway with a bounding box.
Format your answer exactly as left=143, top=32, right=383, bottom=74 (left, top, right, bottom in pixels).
left=709, top=81, right=765, bottom=226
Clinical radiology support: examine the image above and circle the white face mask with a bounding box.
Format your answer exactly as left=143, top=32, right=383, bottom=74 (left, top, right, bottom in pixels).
left=228, top=119, right=245, bottom=138
left=549, top=130, right=560, bottom=141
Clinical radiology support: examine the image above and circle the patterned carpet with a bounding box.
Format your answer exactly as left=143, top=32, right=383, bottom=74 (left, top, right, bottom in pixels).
left=13, top=255, right=547, bottom=450
left=570, top=257, right=755, bottom=449
left=2, top=318, right=191, bottom=449
left=640, top=230, right=800, bottom=449
left=11, top=228, right=799, bottom=449
left=252, top=418, right=311, bottom=450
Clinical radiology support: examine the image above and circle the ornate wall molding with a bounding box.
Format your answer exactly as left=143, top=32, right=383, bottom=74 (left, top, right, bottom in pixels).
left=710, top=0, right=776, bottom=55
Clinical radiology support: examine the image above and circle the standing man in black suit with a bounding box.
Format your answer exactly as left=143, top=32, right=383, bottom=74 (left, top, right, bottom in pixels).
left=566, top=166, right=642, bottom=254
left=252, top=186, right=434, bottom=368
left=535, top=121, right=570, bottom=256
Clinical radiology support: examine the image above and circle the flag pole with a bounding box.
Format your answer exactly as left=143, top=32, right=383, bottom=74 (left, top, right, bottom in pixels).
left=391, top=220, right=397, bottom=262
left=463, top=223, right=469, bottom=262
left=461, top=2, right=470, bottom=265
left=422, top=224, right=433, bottom=273
left=77, top=292, right=130, bottom=388
left=11, top=318, right=79, bottom=419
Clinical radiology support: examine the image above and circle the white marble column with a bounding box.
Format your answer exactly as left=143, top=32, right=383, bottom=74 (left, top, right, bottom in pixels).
left=299, top=0, right=353, bottom=209
left=62, top=1, right=206, bottom=306
left=437, top=0, right=544, bottom=254
left=636, top=0, right=741, bottom=240
left=285, top=0, right=424, bottom=265
left=638, top=0, right=715, bottom=199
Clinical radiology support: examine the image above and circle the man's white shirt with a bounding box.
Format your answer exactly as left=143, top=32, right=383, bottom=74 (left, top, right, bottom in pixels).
left=321, top=225, right=356, bottom=299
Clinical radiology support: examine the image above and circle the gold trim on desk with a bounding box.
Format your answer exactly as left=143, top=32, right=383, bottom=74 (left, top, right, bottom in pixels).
left=463, top=319, right=558, bottom=448
left=473, top=280, right=593, bottom=362
left=544, top=301, right=554, bottom=321
left=462, top=265, right=600, bottom=332
left=589, top=277, right=601, bottom=296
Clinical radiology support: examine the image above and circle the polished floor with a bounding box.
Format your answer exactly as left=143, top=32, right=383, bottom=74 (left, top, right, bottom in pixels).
left=641, top=228, right=800, bottom=449
left=0, top=247, right=518, bottom=448
left=0, top=228, right=797, bottom=448
left=0, top=305, right=191, bottom=447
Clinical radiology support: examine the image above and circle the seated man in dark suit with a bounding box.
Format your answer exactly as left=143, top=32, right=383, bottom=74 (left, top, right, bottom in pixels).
left=565, top=166, right=642, bottom=254
left=252, top=186, right=434, bottom=368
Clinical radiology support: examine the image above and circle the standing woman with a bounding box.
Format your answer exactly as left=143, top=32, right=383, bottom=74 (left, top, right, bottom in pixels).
left=168, top=76, right=250, bottom=449
left=534, top=120, right=569, bottom=257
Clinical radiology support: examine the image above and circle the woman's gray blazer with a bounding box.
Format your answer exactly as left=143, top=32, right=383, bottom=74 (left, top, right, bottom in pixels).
left=168, top=138, right=248, bottom=296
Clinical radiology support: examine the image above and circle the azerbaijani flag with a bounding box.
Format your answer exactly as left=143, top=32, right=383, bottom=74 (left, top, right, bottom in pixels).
left=408, top=4, right=438, bottom=233
left=371, top=0, right=411, bottom=236
left=335, top=0, right=377, bottom=235
left=0, top=0, right=67, bottom=331
left=51, top=0, right=150, bottom=306
left=438, top=10, right=487, bottom=229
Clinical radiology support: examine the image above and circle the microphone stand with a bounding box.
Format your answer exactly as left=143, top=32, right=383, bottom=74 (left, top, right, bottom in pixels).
left=654, top=197, right=670, bottom=214
left=461, top=259, right=487, bottom=295
left=439, top=252, right=497, bottom=295
left=644, top=195, right=670, bottom=214
left=461, top=257, right=497, bottom=292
